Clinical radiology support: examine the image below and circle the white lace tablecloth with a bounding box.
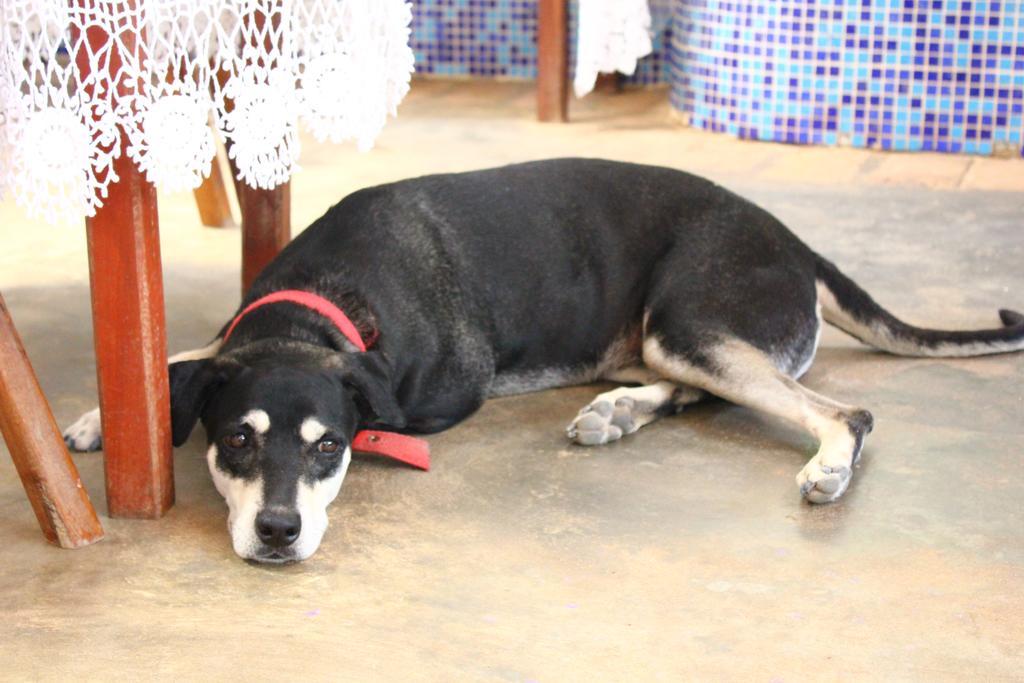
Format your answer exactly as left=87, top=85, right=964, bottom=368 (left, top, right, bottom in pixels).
left=574, top=0, right=658, bottom=98
left=0, top=0, right=415, bottom=224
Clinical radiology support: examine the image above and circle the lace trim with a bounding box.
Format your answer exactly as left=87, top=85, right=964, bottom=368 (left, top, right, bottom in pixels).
left=0, top=0, right=415, bottom=224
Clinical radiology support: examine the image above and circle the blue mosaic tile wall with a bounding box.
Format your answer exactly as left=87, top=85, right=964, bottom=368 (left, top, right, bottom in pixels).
left=669, top=0, right=1024, bottom=156
left=410, top=0, right=673, bottom=85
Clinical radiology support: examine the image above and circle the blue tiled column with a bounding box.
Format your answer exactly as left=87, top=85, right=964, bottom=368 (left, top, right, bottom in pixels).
left=669, top=0, right=1024, bottom=156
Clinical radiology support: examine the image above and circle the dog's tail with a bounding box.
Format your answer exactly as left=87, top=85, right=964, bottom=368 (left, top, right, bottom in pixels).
left=814, top=256, right=1024, bottom=358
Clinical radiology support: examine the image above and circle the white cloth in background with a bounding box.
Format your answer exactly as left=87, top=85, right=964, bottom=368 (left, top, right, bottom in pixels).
left=0, top=0, right=415, bottom=224
left=574, top=0, right=654, bottom=98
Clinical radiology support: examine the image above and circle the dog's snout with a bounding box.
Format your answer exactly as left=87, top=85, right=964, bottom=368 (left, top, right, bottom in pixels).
left=255, top=509, right=301, bottom=548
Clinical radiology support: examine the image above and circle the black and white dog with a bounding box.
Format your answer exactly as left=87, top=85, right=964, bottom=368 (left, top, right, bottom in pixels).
left=64, top=159, right=1024, bottom=563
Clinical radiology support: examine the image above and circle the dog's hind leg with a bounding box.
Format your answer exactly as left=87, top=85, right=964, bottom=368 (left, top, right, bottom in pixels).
left=643, top=335, right=873, bottom=503
left=566, top=379, right=705, bottom=446
left=63, top=337, right=223, bottom=452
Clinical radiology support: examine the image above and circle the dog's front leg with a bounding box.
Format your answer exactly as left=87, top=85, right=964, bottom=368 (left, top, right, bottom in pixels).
left=62, top=337, right=222, bottom=452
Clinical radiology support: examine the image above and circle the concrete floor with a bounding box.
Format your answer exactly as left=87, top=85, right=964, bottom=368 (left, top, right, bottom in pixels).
left=1, top=81, right=1022, bottom=680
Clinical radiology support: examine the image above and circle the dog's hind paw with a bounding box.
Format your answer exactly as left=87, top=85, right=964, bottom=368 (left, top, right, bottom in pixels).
left=796, top=456, right=852, bottom=504
left=63, top=407, right=102, bottom=452
left=566, top=398, right=637, bottom=446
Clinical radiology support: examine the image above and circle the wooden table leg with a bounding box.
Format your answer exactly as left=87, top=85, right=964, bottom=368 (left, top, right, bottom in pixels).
left=68, top=0, right=171, bottom=518
left=86, top=151, right=174, bottom=519
left=240, top=182, right=291, bottom=293
left=0, top=294, right=105, bottom=548
left=193, top=144, right=236, bottom=228
left=235, top=4, right=291, bottom=294
left=537, top=0, right=570, bottom=122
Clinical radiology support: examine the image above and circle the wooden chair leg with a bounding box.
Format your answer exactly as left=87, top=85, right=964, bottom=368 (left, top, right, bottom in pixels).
left=0, top=293, right=105, bottom=548
left=193, top=144, right=236, bottom=228
left=234, top=4, right=292, bottom=294
left=240, top=181, right=291, bottom=293
left=86, top=151, right=174, bottom=519
left=595, top=73, right=623, bottom=93
left=537, top=0, right=569, bottom=122
left=222, top=126, right=289, bottom=294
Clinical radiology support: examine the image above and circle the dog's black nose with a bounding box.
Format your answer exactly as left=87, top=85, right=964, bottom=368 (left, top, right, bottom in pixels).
left=255, top=510, right=301, bottom=548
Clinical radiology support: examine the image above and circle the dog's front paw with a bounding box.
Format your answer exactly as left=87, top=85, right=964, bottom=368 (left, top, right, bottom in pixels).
left=566, top=398, right=637, bottom=446
left=63, top=407, right=102, bottom=452
left=796, top=455, right=852, bottom=504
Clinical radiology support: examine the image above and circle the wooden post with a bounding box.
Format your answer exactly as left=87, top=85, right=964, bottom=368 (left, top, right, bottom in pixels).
left=0, top=293, right=105, bottom=548
left=73, top=1, right=174, bottom=518
left=193, top=147, right=235, bottom=228
left=240, top=182, right=291, bottom=293
left=86, top=152, right=174, bottom=519
left=537, top=0, right=569, bottom=122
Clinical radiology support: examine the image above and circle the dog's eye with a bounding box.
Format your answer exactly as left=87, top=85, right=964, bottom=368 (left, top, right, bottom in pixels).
left=223, top=432, right=249, bottom=450
left=317, top=439, right=339, bottom=454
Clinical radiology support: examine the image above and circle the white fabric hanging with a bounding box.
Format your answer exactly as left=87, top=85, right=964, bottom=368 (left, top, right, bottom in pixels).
left=574, top=0, right=654, bottom=98
left=0, top=0, right=415, bottom=224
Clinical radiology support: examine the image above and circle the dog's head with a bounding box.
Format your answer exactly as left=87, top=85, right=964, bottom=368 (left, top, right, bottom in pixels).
left=169, top=346, right=403, bottom=563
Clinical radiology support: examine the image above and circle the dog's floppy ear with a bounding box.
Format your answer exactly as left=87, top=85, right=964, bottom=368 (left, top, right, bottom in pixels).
left=168, top=359, right=238, bottom=447
left=335, top=352, right=405, bottom=429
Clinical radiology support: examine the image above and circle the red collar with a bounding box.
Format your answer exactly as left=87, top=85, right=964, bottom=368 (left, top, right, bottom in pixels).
left=223, top=290, right=429, bottom=471
left=224, top=290, right=369, bottom=350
